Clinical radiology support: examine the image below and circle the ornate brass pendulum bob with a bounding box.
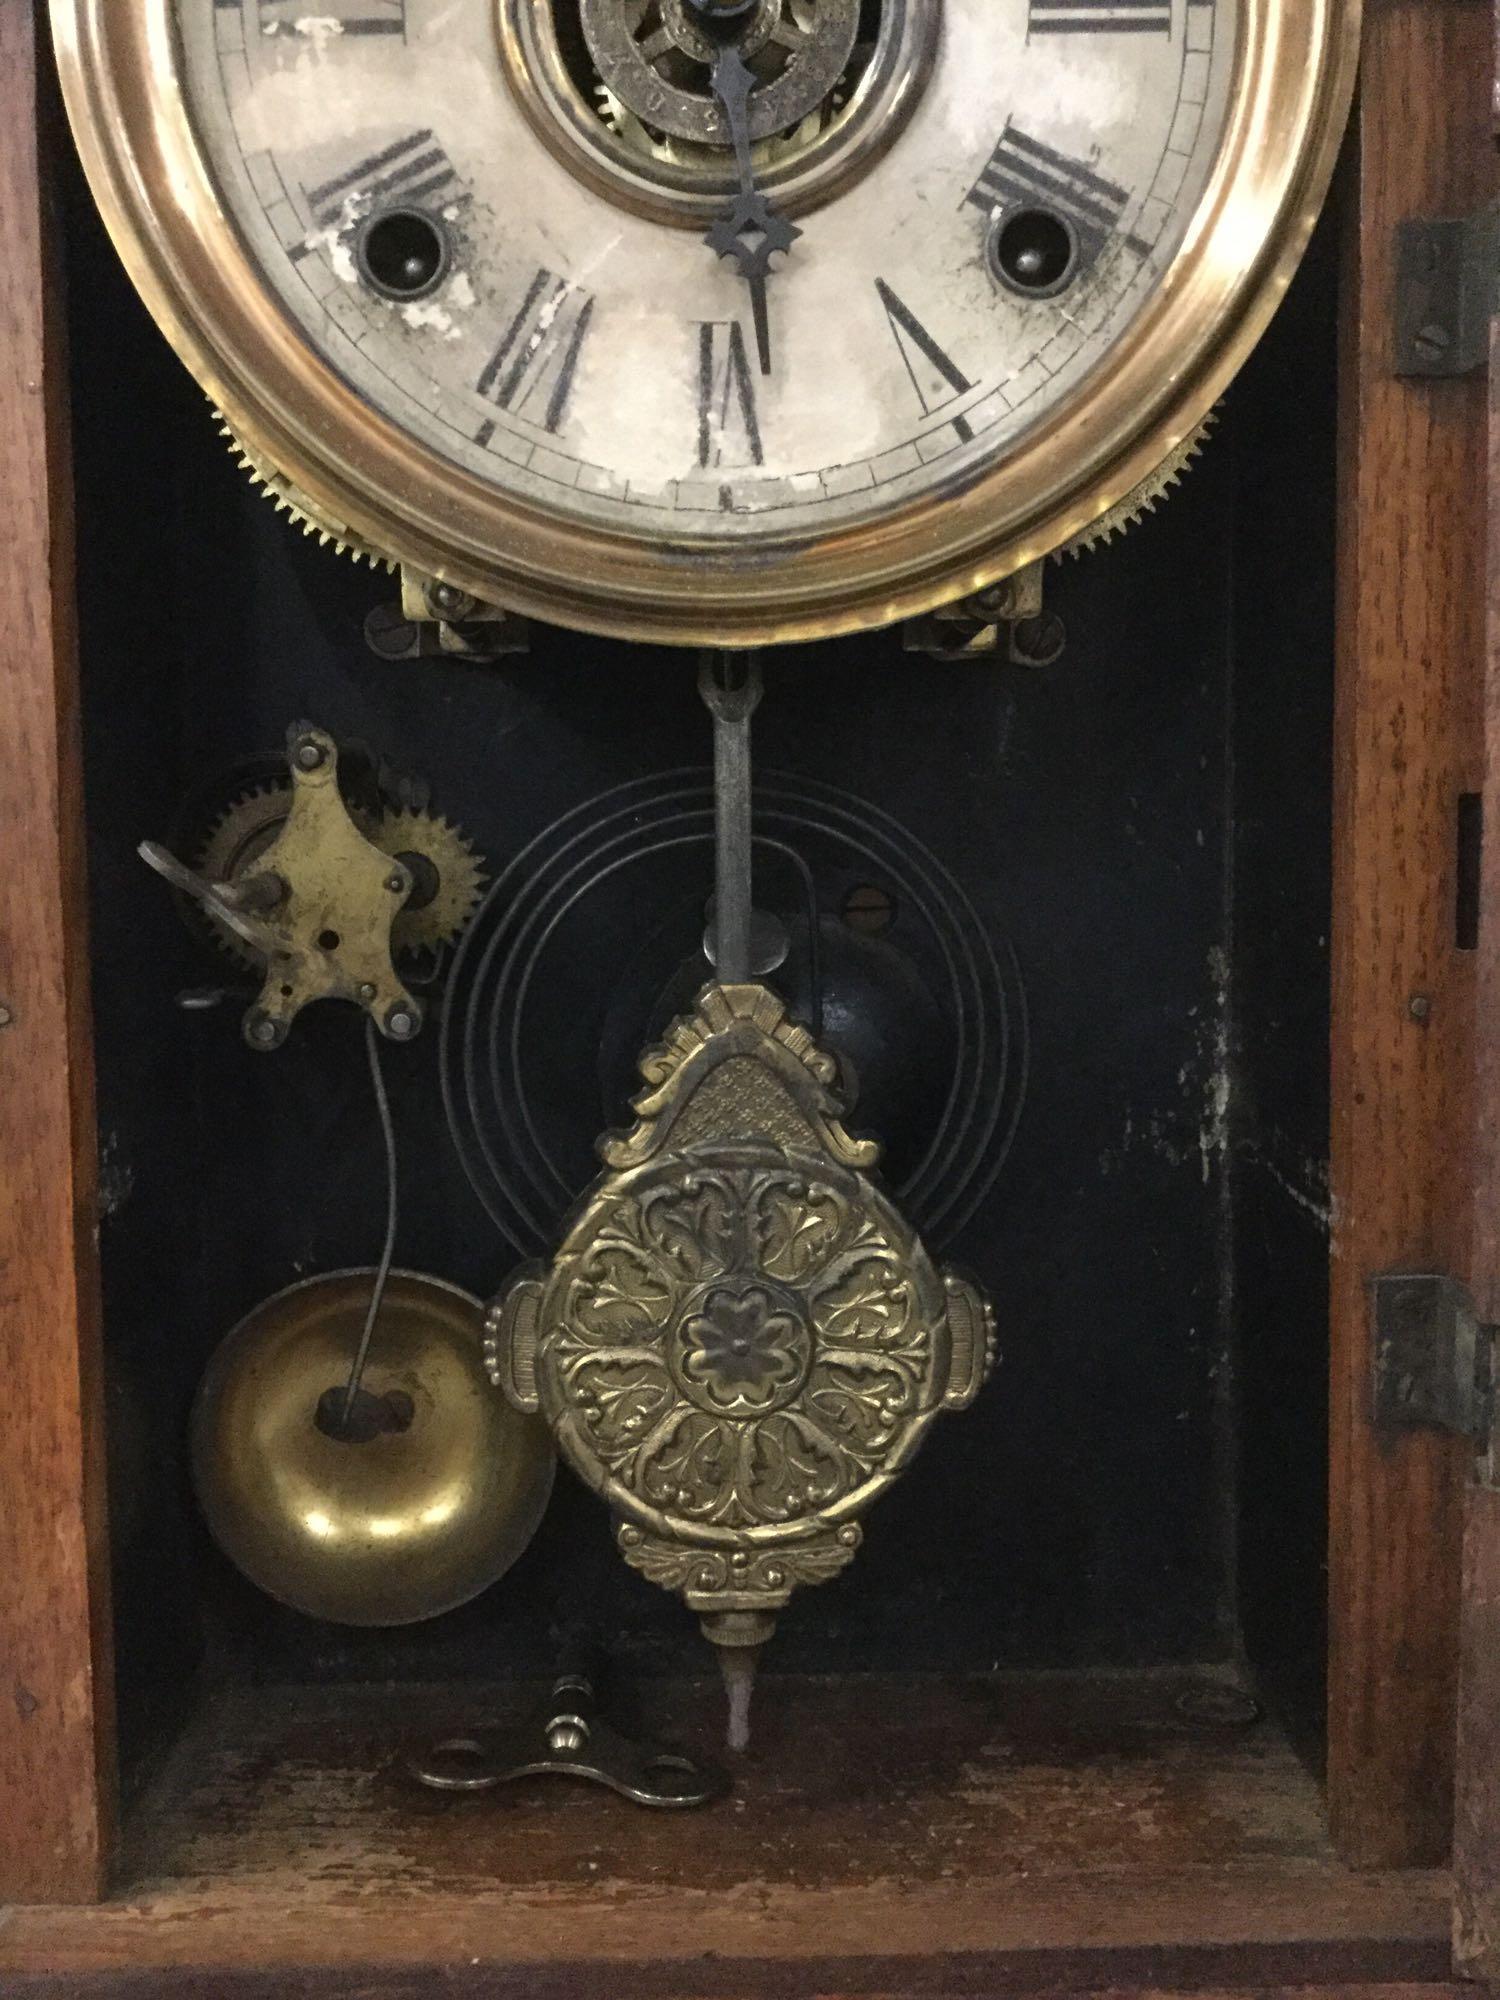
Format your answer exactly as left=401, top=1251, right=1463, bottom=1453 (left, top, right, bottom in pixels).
left=489, top=660, right=995, bottom=1744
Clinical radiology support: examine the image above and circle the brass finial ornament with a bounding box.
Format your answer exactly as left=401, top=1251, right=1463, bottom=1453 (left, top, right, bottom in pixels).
left=487, top=981, right=994, bottom=1743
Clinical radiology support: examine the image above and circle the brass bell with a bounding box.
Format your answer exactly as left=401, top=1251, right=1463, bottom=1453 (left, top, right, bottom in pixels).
left=192, top=1269, right=554, bottom=1626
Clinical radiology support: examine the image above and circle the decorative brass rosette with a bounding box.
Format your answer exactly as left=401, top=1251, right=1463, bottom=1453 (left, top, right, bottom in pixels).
left=488, top=984, right=994, bottom=1679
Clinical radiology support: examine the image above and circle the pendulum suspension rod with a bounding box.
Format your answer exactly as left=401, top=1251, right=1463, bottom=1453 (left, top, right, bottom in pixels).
left=698, top=650, right=763, bottom=985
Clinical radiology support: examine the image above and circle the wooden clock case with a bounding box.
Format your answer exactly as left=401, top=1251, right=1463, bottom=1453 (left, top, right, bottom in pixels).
left=1, top=0, right=1499, bottom=1991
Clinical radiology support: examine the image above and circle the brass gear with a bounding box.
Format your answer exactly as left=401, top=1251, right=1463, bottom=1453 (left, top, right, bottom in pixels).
left=1057, top=414, right=1216, bottom=559
left=197, top=785, right=483, bottom=961
left=376, top=808, right=487, bottom=954
left=592, top=79, right=841, bottom=167
left=215, top=411, right=394, bottom=569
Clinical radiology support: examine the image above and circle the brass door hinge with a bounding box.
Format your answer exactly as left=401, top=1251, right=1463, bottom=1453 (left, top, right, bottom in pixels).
left=1371, top=1271, right=1495, bottom=1441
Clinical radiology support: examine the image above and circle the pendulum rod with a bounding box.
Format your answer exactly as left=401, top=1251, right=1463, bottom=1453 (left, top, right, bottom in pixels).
left=699, top=650, right=764, bottom=984
left=698, top=651, right=772, bottom=1749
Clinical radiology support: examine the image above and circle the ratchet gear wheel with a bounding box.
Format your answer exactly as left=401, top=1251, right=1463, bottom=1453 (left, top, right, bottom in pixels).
left=198, top=784, right=484, bottom=963
left=378, top=807, right=487, bottom=955
left=1059, top=415, right=1215, bottom=558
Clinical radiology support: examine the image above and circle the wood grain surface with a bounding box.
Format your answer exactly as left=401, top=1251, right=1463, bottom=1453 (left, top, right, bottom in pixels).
left=0, top=1673, right=1451, bottom=1990
left=1327, top=0, right=1498, bottom=1868
left=1454, top=1482, right=1500, bottom=1979
left=0, top=0, right=117, bottom=1906
left=1451, top=239, right=1500, bottom=1982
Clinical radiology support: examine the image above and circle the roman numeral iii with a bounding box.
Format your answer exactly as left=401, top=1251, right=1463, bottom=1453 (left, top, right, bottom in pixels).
left=964, top=123, right=1149, bottom=262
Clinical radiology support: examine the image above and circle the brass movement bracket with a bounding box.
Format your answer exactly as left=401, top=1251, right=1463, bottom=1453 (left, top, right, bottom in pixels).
left=140, top=724, right=424, bottom=1050
left=901, top=558, right=1063, bottom=665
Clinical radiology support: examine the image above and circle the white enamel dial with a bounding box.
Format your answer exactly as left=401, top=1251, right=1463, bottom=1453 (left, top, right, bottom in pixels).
left=181, top=0, right=1235, bottom=542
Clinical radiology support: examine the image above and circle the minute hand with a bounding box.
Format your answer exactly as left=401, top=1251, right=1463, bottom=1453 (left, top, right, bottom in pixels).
left=703, top=43, right=801, bottom=376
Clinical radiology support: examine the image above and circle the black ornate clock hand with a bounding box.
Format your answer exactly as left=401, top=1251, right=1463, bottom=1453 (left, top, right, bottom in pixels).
left=703, top=40, right=802, bottom=377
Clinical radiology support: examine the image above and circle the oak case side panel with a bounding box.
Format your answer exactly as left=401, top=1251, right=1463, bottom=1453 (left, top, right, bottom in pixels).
left=0, top=0, right=117, bottom=1905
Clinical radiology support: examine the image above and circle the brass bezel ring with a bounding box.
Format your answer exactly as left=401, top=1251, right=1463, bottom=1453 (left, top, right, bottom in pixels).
left=50, top=0, right=1360, bottom=647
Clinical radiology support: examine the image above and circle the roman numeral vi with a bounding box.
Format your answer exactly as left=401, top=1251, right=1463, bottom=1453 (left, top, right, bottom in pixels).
left=697, top=322, right=764, bottom=470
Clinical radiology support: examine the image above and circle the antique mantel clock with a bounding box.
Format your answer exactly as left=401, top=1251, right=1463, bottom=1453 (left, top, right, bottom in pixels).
left=48, top=0, right=1357, bottom=1749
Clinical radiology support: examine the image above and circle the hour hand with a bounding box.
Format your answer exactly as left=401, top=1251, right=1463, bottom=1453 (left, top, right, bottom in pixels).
left=704, top=192, right=796, bottom=374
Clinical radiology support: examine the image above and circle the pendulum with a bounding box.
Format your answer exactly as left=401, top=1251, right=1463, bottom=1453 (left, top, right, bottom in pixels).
left=488, top=657, right=995, bottom=1743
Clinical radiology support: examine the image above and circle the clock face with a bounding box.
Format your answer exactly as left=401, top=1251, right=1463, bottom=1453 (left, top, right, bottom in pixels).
left=182, top=0, right=1235, bottom=543
left=55, top=0, right=1354, bottom=636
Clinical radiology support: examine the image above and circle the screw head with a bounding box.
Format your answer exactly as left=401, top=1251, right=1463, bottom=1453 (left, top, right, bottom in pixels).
left=546, top=1718, right=589, bottom=1755
left=293, top=738, right=327, bottom=772
left=1409, top=992, right=1432, bottom=1022
left=385, top=1005, right=420, bottom=1042
left=1011, top=611, right=1067, bottom=668
left=1414, top=321, right=1452, bottom=357
left=363, top=603, right=419, bottom=661
left=386, top=872, right=408, bottom=896
left=245, top=1013, right=283, bottom=1049
left=358, top=982, right=377, bottom=1003
left=0, top=1003, right=13, bottom=1030
left=426, top=581, right=477, bottom=621
left=842, top=883, right=896, bottom=937
left=969, top=581, right=1019, bottom=622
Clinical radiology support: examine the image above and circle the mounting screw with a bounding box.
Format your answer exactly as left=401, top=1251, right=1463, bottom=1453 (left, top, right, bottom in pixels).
left=426, top=580, right=477, bottom=621
left=1409, top=992, right=1432, bottom=1023
left=1413, top=322, right=1452, bottom=361
left=384, top=1005, right=420, bottom=1042
left=293, top=737, right=327, bottom=772
left=1010, top=611, right=1067, bottom=669
left=358, top=982, right=378, bottom=1003
left=842, top=884, right=897, bottom=937
left=0, top=1002, right=13, bottom=1030
left=364, top=603, right=420, bottom=662
left=547, top=1717, right=589, bottom=1754
left=386, top=871, right=409, bottom=896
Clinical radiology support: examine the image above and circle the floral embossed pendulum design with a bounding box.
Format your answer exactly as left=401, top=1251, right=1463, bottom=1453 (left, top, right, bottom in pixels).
left=488, top=983, right=995, bottom=1740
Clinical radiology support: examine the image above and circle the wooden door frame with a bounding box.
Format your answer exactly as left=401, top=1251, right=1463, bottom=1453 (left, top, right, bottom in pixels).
left=1452, top=28, right=1500, bottom=1964
left=1328, top=0, right=1497, bottom=1870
